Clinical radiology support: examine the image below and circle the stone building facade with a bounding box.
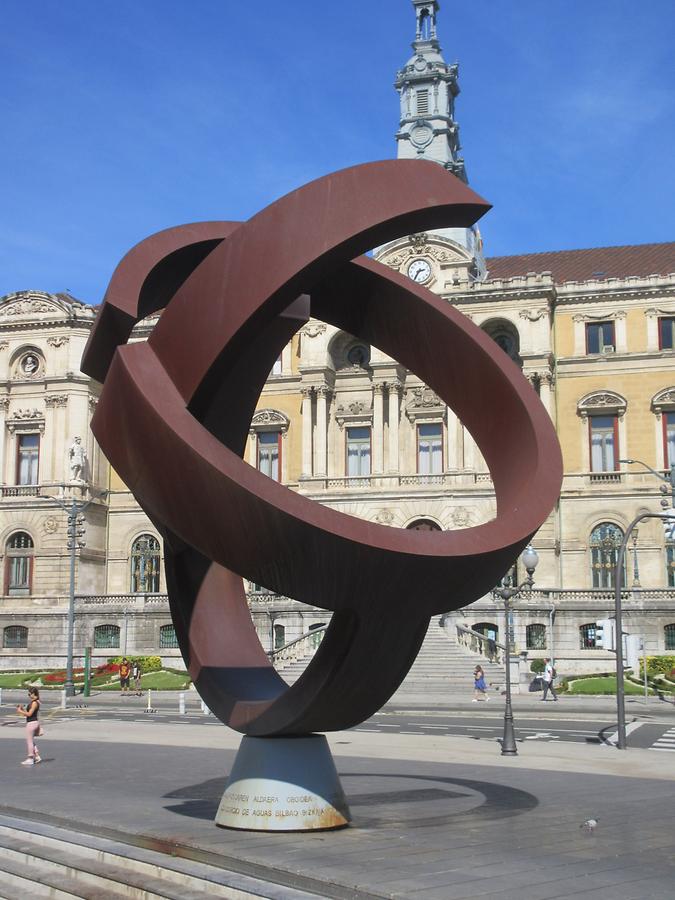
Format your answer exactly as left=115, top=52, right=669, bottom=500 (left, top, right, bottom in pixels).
left=1, top=1, right=674, bottom=675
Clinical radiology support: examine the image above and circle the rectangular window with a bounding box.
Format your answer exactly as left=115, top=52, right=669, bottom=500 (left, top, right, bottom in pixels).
left=17, top=434, right=39, bottom=485
left=664, top=412, right=675, bottom=468
left=346, top=427, right=371, bottom=477
left=7, top=557, right=31, bottom=596
left=416, top=89, right=429, bottom=115
left=257, top=431, right=280, bottom=481
left=585, top=321, right=615, bottom=354
left=589, top=415, right=617, bottom=472
left=659, top=317, right=675, bottom=350
left=417, top=423, right=442, bottom=475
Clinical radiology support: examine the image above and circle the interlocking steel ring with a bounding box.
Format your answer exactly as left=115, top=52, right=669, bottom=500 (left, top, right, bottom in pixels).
left=82, top=160, right=562, bottom=736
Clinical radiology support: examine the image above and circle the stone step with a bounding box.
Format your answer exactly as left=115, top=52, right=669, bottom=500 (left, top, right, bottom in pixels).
left=0, top=815, right=312, bottom=900
left=276, top=616, right=506, bottom=695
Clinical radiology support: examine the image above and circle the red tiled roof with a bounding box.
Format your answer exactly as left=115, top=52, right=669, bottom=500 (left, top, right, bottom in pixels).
left=485, top=242, right=675, bottom=283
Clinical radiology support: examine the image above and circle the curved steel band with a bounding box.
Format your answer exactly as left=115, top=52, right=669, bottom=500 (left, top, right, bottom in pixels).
left=82, top=160, right=562, bottom=735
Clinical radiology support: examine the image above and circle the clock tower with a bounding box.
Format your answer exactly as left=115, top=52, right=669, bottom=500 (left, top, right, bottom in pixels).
left=377, top=0, right=486, bottom=283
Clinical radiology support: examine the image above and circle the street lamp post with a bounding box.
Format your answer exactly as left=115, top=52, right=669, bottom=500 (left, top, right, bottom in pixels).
left=613, top=459, right=675, bottom=749
left=40, top=489, right=107, bottom=697
left=492, top=545, right=539, bottom=756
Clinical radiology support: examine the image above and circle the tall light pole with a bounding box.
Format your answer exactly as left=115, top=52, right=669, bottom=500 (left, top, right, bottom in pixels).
left=492, top=545, right=539, bottom=756
left=40, top=490, right=107, bottom=697
left=612, top=459, right=675, bottom=748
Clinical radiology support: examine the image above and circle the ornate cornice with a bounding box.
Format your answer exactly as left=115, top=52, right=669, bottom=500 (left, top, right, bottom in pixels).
left=250, top=408, right=290, bottom=433
left=6, top=408, right=45, bottom=433
left=335, top=400, right=373, bottom=430
left=405, top=385, right=444, bottom=422
left=652, top=387, right=675, bottom=417
left=45, top=394, right=68, bottom=408
left=577, top=391, right=627, bottom=420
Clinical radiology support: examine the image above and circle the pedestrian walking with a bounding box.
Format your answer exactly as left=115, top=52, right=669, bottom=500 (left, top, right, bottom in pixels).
left=16, top=688, right=42, bottom=766
left=132, top=660, right=143, bottom=695
left=119, top=657, right=131, bottom=695
left=541, top=658, right=558, bottom=701
left=473, top=665, right=489, bottom=702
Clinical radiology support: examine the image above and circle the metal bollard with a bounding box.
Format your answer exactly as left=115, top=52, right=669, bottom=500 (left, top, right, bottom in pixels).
left=147, top=689, right=152, bottom=711
left=179, top=692, right=185, bottom=715
left=61, top=689, right=67, bottom=710
left=0, top=688, right=3, bottom=706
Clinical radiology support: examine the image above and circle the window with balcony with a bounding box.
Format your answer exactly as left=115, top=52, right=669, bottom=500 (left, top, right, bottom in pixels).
left=665, top=624, right=675, bottom=651
left=580, top=623, right=598, bottom=649
left=666, top=541, right=675, bottom=588
left=589, top=415, right=618, bottom=472
left=130, top=534, right=161, bottom=593
left=159, top=624, right=179, bottom=649
left=586, top=321, right=615, bottom=354
left=3, top=625, right=28, bottom=649
left=94, top=624, right=120, bottom=649
left=417, top=423, right=443, bottom=475
left=346, top=427, right=371, bottom=477
left=659, top=317, right=675, bottom=350
left=664, top=412, right=675, bottom=467
left=273, top=623, right=286, bottom=650
left=590, top=522, right=625, bottom=588
left=17, top=434, right=39, bottom=485
left=257, top=431, right=281, bottom=481
left=5, top=532, right=34, bottom=596
left=526, top=624, right=547, bottom=650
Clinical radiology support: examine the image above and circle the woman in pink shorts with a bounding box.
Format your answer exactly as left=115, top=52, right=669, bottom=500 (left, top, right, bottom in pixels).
left=16, top=688, right=41, bottom=766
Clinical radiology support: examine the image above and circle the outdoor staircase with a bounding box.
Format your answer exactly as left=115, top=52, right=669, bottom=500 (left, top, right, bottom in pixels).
left=276, top=616, right=505, bottom=698
left=0, top=813, right=308, bottom=899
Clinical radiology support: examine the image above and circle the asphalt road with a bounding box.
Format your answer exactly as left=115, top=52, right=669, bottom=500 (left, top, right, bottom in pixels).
left=3, top=695, right=674, bottom=752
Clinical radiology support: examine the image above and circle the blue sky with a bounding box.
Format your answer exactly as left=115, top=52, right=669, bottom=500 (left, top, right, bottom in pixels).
left=1, top=0, right=673, bottom=302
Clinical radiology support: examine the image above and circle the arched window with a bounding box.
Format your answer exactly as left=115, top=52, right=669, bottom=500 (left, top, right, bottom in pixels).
left=3, top=625, right=28, bottom=649
left=94, top=624, right=120, bottom=649
left=130, top=534, right=161, bottom=593
left=273, top=623, right=286, bottom=650
left=309, top=622, right=327, bottom=651
left=473, top=622, right=498, bottom=642
left=406, top=518, right=442, bottom=531
left=665, top=624, right=675, bottom=651
left=5, top=532, right=34, bottom=596
left=526, top=624, right=547, bottom=650
left=590, top=523, right=625, bottom=588
left=481, top=319, right=522, bottom=367
left=159, top=623, right=179, bottom=649
left=580, top=623, right=597, bottom=649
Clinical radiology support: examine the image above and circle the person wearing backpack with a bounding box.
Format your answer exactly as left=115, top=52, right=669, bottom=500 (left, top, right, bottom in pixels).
left=542, top=658, right=558, bottom=701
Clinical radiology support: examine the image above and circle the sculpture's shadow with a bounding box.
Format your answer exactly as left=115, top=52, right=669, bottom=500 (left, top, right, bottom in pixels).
left=163, top=773, right=537, bottom=828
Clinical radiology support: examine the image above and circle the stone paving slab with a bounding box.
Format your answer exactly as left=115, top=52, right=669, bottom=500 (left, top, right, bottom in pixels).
left=0, top=719, right=674, bottom=898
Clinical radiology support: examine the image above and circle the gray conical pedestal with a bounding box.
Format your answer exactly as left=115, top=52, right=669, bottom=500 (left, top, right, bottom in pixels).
left=216, top=734, right=351, bottom=831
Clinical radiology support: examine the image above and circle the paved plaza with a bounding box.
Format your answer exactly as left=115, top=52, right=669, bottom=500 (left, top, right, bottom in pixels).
left=1, top=692, right=675, bottom=898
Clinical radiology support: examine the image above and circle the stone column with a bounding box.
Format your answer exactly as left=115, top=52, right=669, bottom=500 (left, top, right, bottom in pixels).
left=539, top=373, right=555, bottom=423
left=247, top=429, right=257, bottom=467
left=315, top=386, right=329, bottom=477
left=387, top=382, right=401, bottom=473
left=373, top=383, right=385, bottom=474
left=0, top=398, right=8, bottom=484
left=301, top=387, right=313, bottom=477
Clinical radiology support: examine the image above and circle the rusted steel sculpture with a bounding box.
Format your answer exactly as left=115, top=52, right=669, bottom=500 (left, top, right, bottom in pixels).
left=82, top=160, right=562, bottom=738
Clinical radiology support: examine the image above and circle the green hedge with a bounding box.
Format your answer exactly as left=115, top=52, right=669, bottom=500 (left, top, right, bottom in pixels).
left=108, top=655, right=162, bottom=672
left=638, top=656, right=675, bottom=678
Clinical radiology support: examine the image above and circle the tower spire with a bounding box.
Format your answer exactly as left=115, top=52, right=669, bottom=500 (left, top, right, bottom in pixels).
left=395, top=0, right=466, bottom=182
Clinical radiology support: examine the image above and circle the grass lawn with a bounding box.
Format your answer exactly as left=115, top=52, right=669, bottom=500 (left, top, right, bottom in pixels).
left=97, top=670, right=191, bottom=691
left=567, top=676, right=655, bottom=695
left=0, top=672, right=35, bottom=688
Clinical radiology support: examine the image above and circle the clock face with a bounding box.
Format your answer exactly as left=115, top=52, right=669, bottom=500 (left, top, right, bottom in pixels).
left=407, top=258, right=432, bottom=284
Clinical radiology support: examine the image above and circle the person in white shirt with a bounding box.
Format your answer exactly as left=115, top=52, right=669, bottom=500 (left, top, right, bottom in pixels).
left=542, top=658, right=558, bottom=701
